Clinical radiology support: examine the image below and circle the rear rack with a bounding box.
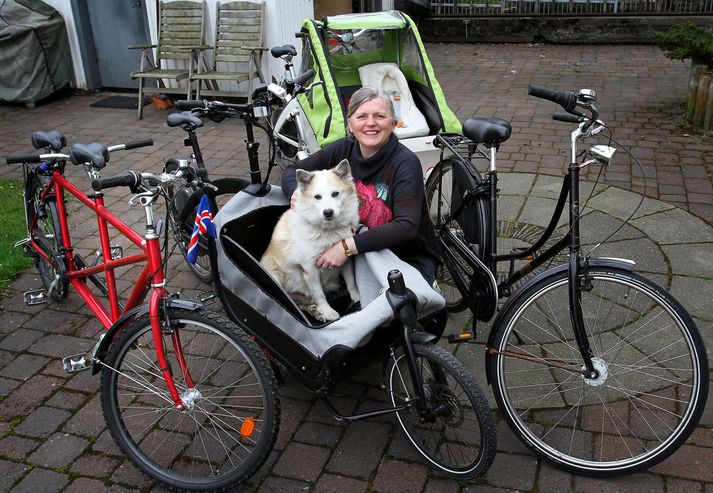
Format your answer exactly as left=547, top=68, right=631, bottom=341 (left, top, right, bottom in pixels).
left=435, top=133, right=488, bottom=162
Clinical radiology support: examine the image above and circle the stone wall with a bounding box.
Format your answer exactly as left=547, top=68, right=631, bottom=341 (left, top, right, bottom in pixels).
left=418, top=15, right=713, bottom=44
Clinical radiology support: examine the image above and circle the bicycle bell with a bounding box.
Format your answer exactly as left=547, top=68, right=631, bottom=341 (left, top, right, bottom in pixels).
left=578, top=89, right=597, bottom=103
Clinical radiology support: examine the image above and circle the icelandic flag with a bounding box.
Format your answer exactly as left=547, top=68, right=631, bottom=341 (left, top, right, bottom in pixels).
left=186, top=194, right=216, bottom=264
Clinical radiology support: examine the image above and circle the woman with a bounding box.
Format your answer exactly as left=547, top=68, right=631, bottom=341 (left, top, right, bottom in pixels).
left=281, top=86, right=440, bottom=283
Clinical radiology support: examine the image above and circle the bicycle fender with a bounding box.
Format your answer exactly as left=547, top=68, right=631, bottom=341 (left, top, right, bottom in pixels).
left=484, top=257, right=635, bottom=385
left=91, top=298, right=202, bottom=375
left=410, top=330, right=438, bottom=345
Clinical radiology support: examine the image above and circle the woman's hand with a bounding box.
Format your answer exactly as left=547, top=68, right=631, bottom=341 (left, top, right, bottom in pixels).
left=316, top=237, right=357, bottom=270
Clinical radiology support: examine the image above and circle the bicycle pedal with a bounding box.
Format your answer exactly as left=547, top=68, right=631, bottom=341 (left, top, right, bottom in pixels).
left=446, top=331, right=476, bottom=343
left=62, top=353, right=91, bottom=373
left=23, top=289, right=47, bottom=306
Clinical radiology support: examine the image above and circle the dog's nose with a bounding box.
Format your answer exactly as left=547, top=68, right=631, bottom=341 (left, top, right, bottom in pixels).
left=323, top=209, right=334, bottom=219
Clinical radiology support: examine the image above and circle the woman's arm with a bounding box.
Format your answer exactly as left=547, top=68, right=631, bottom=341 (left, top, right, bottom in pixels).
left=353, top=156, right=424, bottom=253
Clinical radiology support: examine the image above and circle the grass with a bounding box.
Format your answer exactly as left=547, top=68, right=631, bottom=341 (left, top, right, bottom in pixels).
left=0, top=179, right=32, bottom=293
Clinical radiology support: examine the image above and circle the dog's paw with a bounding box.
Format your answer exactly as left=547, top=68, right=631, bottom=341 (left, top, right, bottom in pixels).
left=315, top=306, right=340, bottom=323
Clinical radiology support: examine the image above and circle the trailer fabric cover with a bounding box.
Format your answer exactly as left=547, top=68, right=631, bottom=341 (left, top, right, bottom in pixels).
left=0, top=0, right=72, bottom=104
left=214, top=185, right=445, bottom=359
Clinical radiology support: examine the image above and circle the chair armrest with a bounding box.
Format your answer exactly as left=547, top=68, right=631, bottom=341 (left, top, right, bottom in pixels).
left=128, top=44, right=157, bottom=50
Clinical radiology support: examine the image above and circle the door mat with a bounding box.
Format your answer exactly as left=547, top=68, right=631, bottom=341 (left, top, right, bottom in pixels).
left=90, top=96, right=150, bottom=109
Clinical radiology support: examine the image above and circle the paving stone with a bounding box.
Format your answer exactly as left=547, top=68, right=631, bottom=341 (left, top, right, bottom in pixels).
left=27, top=333, right=94, bottom=359
left=0, top=459, right=27, bottom=491
left=272, top=442, right=330, bottom=481
left=23, top=309, right=87, bottom=335
left=273, top=397, right=315, bottom=450
left=573, top=472, right=664, bottom=493
left=62, top=394, right=105, bottom=437
left=43, top=390, right=89, bottom=410
left=0, top=354, right=50, bottom=380
left=537, top=461, right=574, bottom=492
left=110, top=460, right=153, bottom=490
left=70, top=454, right=120, bottom=478
left=0, top=328, right=43, bottom=351
left=293, top=421, right=344, bottom=447
left=27, top=432, right=88, bottom=468
left=257, top=476, right=311, bottom=492
left=484, top=452, right=538, bottom=491
left=10, top=467, right=69, bottom=493
left=0, top=374, right=63, bottom=419
left=13, top=406, right=71, bottom=438
left=313, top=473, right=369, bottom=493
left=91, top=428, right=123, bottom=456
left=0, top=376, right=22, bottom=395
left=326, top=421, right=390, bottom=479
left=650, top=444, right=713, bottom=482
left=371, top=459, right=428, bottom=493
left=632, top=208, right=713, bottom=244
left=0, top=312, right=32, bottom=334
left=0, top=435, right=39, bottom=460
left=424, top=478, right=460, bottom=493
left=665, top=478, right=704, bottom=493
left=63, top=478, right=112, bottom=493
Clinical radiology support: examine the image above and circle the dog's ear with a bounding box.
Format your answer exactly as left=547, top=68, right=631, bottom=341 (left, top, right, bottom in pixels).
left=333, top=159, right=352, bottom=181
left=296, top=169, right=315, bottom=188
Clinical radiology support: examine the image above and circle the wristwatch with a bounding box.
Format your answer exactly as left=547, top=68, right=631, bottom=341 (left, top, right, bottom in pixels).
left=341, top=239, right=355, bottom=257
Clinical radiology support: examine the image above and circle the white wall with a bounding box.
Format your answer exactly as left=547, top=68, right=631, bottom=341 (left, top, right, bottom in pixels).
left=42, top=0, right=314, bottom=92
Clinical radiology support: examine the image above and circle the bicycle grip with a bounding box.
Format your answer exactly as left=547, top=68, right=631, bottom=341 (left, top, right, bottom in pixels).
left=6, top=154, right=42, bottom=164
left=124, top=139, right=154, bottom=150
left=175, top=100, right=206, bottom=111
left=91, top=171, right=142, bottom=191
left=294, top=69, right=315, bottom=87
left=387, top=270, right=407, bottom=297
left=552, top=112, right=583, bottom=124
left=528, top=85, right=577, bottom=112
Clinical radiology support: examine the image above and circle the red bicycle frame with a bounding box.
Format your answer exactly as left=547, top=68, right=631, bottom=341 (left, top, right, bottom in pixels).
left=32, top=167, right=193, bottom=407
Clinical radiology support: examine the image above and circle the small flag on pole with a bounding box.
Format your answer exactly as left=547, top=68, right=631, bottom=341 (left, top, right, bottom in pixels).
left=186, top=194, right=216, bottom=264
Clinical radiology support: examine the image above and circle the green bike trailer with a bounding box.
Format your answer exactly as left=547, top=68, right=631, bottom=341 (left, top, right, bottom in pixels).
left=293, top=11, right=460, bottom=169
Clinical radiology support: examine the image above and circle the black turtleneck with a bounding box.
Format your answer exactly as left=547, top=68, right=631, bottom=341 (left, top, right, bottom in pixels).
left=281, top=135, right=440, bottom=280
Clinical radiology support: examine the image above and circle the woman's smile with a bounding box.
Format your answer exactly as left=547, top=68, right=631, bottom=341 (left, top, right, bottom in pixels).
left=348, top=97, right=396, bottom=158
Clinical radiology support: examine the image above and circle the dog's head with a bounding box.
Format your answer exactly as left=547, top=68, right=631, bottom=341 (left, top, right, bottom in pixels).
left=295, top=160, right=358, bottom=228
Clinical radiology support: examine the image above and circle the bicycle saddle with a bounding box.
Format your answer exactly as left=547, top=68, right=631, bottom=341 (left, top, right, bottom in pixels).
left=167, top=112, right=204, bottom=129
left=69, top=143, right=109, bottom=169
left=31, top=130, right=66, bottom=151
left=463, top=117, right=512, bottom=147
left=271, top=44, right=297, bottom=58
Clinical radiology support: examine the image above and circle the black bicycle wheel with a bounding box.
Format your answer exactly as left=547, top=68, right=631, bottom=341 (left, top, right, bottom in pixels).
left=100, top=307, right=280, bottom=491
left=489, top=266, right=708, bottom=477
left=386, top=343, right=496, bottom=479
left=27, top=174, right=68, bottom=301
left=169, top=185, right=213, bottom=283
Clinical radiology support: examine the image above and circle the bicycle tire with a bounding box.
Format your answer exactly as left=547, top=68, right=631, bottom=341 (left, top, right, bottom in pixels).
left=424, top=159, right=489, bottom=312
left=27, top=174, right=68, bottom=301
left=169, top=185, right=213, bottom=283
left=385, top=343, right=496, bottom=479
left=100, top=307, right=280, bottom=491
left=489, top=266, right=708, bottom=477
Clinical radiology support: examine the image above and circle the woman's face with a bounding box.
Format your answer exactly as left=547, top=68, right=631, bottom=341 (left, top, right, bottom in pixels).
left=348, top=97, right=396, bottom=158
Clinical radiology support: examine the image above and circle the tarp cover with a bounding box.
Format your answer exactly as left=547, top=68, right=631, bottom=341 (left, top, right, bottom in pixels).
left=0, top=0, right=72, bottom=104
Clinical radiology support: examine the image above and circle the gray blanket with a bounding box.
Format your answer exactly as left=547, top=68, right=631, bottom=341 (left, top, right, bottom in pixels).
left=214, top=185, right=445, bottom=358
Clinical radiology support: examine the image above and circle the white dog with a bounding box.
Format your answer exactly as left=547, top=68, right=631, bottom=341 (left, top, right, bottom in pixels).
left=260, top=160, right=360, bottom=322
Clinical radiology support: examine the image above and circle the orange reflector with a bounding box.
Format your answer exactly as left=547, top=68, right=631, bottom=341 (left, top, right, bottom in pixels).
left=240, top=417, right=256, bottom=438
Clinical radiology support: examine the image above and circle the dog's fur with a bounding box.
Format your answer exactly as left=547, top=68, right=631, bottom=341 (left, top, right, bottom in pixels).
left=260, top=160, right=360, bottom=322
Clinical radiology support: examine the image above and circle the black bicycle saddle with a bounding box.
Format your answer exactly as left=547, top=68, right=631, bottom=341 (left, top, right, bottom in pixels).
left=463, top=117, right=512, bottom=147
left=69, top=143, right=109, bottom=169
left=167, top=111, right=204, bottom=129
left=31, top=130, right=66, bottom=151
left=271, top=44, right=297, bottom=58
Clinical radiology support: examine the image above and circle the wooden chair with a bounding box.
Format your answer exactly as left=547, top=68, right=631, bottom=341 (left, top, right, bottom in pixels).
left=129, top=0, right=207, bottom=119
left=189, top=1, right=266, bottom=100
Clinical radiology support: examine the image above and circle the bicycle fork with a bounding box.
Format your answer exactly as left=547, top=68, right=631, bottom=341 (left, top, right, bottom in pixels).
left=567, top=143, right=597, bottom=378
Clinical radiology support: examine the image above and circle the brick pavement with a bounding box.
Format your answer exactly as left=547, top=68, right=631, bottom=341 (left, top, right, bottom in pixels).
left=0, top=43, right=712, bottom=492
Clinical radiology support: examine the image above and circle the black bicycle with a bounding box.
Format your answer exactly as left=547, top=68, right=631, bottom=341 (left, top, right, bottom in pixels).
left=425, top=85, right=709, bottom=477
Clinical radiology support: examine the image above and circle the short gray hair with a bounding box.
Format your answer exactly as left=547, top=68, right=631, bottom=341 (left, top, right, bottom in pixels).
left=346, top=86, right=397, bottom=123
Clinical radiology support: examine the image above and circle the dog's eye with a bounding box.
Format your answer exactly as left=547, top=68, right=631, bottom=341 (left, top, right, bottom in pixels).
left=331, top=191, right=339, bottom=197
left=314, top=194, right=322, bottom=200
